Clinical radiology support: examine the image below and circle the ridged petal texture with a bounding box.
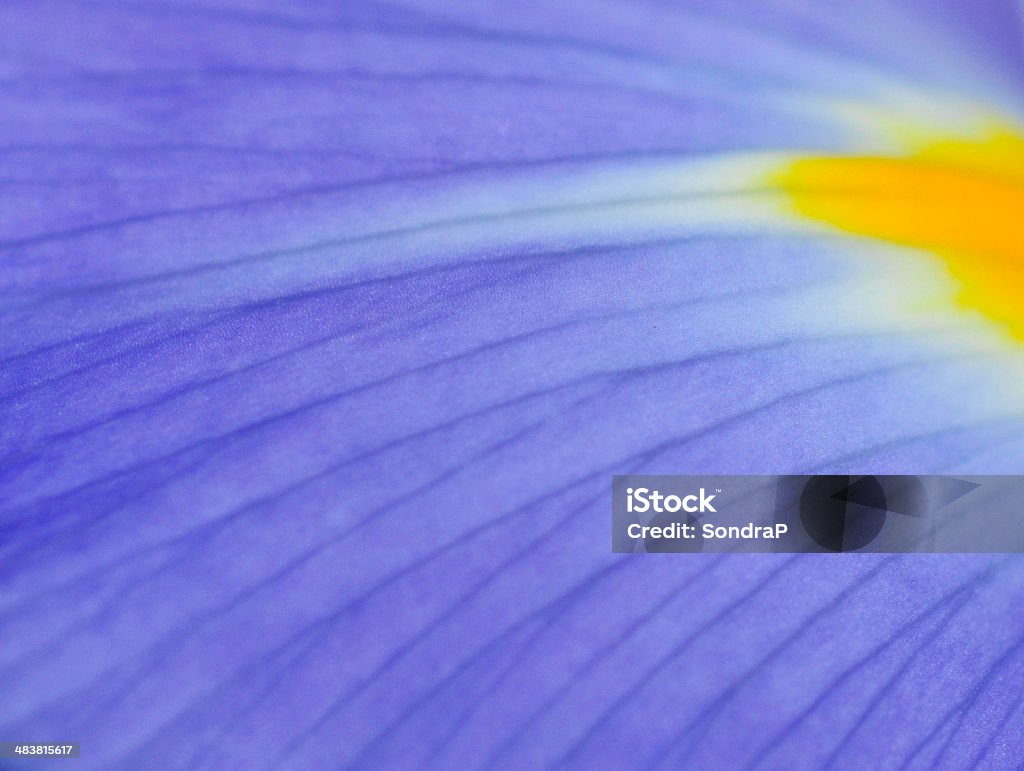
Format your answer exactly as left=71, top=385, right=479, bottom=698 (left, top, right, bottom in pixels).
left=2, top=1, right=1024, bottom=769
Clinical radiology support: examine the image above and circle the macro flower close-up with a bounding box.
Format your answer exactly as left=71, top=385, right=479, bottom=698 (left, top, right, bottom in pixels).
left=2, top=1, right=1024, bottom=769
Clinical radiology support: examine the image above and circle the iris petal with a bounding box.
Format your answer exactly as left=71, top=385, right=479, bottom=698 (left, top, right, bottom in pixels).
left=773, top=127, right=1024, bottom=340
left=2, top=2, right=1024, bottom=769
